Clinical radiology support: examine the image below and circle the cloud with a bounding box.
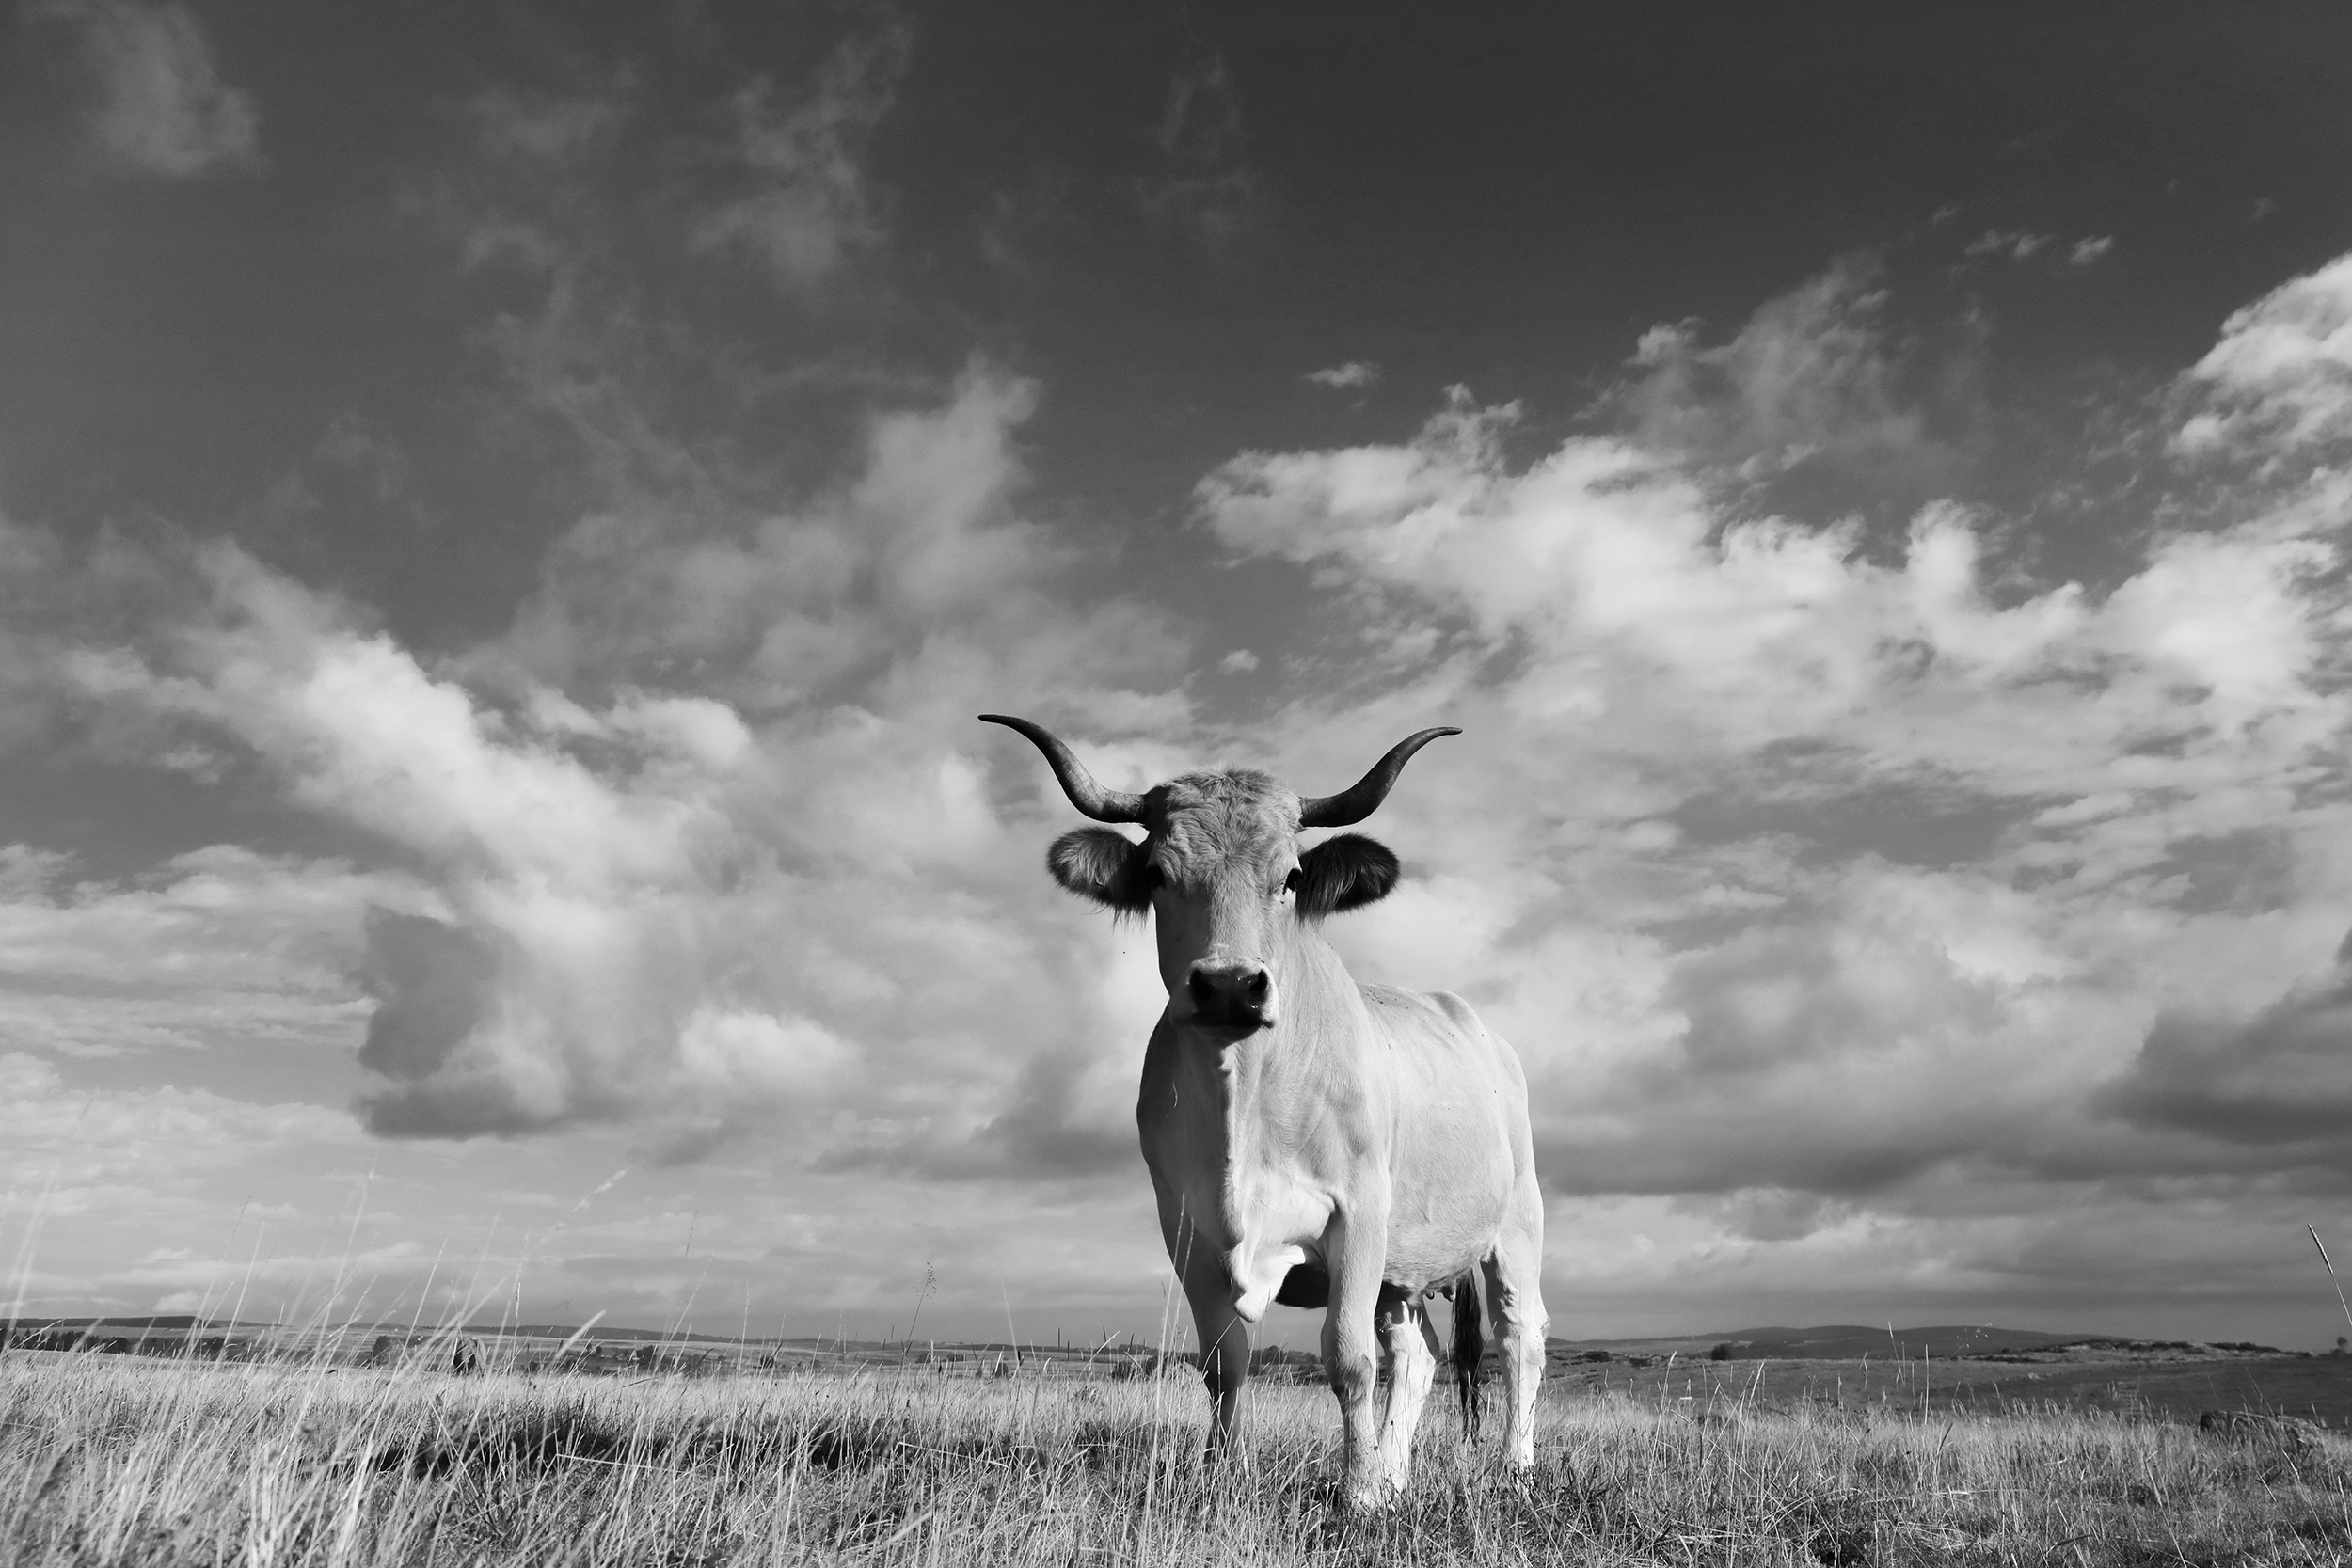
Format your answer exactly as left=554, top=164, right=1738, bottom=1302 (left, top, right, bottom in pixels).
left=1196, top=253, right=2352, bottom=1247
left=1965, top=230, right=2051, bottom=261
left=1305, top=361, right=1380, bottom=390
left=18, top=228, right=2352, bottom=1338
left=693, top=26, right=908, bottom=293
left=1609, top=259, right=1952, bottom=491
left=5, top=365, right=1194, bottom=1159
left=40, top=0, right=260, bottom=177
left=2069, top=236, right=2115, bottom=268
left=2099, top=929, right=2352, bottom=1160
left=1136, top=55, right=1261, bottom=255
left=2174, top=253, right=2352, bottom=458
left=355, top=911, right=499, bottom=1087
left=1957, top=230, right=2114, bottom=271
left=0, top=845, right=422, bottom=1059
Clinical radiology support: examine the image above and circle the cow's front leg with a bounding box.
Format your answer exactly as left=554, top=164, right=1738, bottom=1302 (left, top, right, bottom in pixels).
left=1319, top=1213, right=1391, bottom=1511
left=1152, top=1180, right=1253, bottom=1465
left=1183, top=1275, right=1252, bottom=1465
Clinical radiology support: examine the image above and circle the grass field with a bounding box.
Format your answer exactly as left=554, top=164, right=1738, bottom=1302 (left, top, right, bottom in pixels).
left=8, top=1349, right=2352, bottom=1565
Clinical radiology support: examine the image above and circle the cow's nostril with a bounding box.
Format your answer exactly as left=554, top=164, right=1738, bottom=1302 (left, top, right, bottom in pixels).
left=1188, top=970, right=1217, bottom=1006
left=1246, top=972, right=1269, bottom=1004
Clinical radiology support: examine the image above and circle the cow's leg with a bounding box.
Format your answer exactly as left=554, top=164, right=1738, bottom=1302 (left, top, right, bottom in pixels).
left=1320, top=1215, right=1391, bottom=1511
left=1152, top=1180, right=1252, bottom=1465
left=1373, top=1287, right=1438, bottom=1495
left=1482, top=1178, right=1549, bottom=1469
left=1184, top=1276, right=1252, bottom=1465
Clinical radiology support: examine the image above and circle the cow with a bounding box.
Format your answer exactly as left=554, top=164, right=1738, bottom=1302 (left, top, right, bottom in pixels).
left=982, top=715, right=1548, bottom=1510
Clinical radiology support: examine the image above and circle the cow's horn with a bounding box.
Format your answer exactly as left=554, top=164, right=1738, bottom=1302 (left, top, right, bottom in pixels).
left=1296, top=727, right=1462, bottom=828
left=979, top=715, right=1147, bottom=824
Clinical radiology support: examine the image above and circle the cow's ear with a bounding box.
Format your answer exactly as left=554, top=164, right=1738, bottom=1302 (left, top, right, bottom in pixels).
left=1048, top=827, right=1152, bottom=912
left=1296, top=833, right=1400, bottom=917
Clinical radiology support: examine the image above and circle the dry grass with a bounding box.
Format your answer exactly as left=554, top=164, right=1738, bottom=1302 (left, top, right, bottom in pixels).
left=7, top=1351, right=2352, bottom=1565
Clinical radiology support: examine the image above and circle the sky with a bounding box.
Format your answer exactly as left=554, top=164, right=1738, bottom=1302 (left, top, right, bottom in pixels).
left=6, top=0, right=2352, bottom=1353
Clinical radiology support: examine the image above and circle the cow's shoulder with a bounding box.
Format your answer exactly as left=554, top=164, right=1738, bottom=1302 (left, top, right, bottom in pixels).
left=1359, top=984, right=1487, bottom=1042
left=1423, top=990, right=1486, bottom=1037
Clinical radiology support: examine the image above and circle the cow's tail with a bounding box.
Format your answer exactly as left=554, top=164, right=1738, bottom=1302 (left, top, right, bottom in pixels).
left=1451, top=1267, right=1486, bottom=1442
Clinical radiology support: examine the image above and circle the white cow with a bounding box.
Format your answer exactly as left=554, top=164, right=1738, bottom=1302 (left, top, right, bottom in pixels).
left=984, top=716, right=1548, bottom=1509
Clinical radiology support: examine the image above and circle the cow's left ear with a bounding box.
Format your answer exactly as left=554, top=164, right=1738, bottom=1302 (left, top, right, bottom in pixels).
left=1295, top=833, right=1400, bottom=917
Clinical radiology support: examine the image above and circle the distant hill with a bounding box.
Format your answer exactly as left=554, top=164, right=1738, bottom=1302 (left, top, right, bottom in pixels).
left=1713, top=1325, right=2104, bottom=1359
left=497, top=1324, right=753, bottom=1344
left=0, top=1316, right=271, bottom=1332
left=1544, top=1324, right=2218, bottom=1361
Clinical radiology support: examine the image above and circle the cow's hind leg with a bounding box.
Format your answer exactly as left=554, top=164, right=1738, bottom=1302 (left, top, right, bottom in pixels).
left=1482, top=1178, right=1549, bottom=1469
left=1373, top=1286, right=1439, bottom=1495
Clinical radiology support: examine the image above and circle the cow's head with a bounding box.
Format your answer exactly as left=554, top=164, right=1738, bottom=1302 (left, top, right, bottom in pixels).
left=983, top=715, right=1457, bottom=1038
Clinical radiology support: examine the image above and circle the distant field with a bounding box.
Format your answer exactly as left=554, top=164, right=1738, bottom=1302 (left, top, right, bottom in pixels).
left=1549, top=1323, right=2119, bottom=1361
left=1546, top=1354, right=2352, bottom=1430
left=0, top=1317, right=1177, bottom=1378
left=9, top=1347, right=2352, bottom=1565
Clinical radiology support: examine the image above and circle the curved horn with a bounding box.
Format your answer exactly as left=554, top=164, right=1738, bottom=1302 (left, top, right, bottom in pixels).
left=1296, top=727, right=1462, bottom=828
left=979, top=715, right=1147, bottom=824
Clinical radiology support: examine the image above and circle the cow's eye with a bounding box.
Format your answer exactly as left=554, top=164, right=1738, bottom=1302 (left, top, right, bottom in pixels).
left=1146, top=864, right=1168, bottom=892
left=1282, top=868, right=1301, bottom=895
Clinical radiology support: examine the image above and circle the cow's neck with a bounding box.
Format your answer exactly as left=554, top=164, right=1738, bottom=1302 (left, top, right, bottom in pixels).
left=1214, top=915, right=1358, bottom=1137
left=1150, top=916, right=1366, bottom=1243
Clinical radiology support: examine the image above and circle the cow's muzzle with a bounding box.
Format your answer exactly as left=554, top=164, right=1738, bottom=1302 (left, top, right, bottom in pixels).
left=1184, top=959, right=1277, bottom=1034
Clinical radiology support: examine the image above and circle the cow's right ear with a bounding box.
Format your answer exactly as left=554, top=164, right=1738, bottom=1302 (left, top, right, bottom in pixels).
left=1047, top=827, right=1153, bottom=912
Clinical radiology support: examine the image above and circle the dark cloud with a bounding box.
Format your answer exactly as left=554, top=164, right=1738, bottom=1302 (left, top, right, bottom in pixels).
left=978, top=1046, right=1137, bottom=1179
left=1696, top=1187, right=1848, bottom=1243
left=1669, top=771, right=2030, bottom=872
left=1538, top=912, right=2016, bottom=1199
left=356, top=909, right=499, bottom=1084
left=353, top=909, right=525, bottom=1137
left=2099, top=931, right=2352, bottom=1153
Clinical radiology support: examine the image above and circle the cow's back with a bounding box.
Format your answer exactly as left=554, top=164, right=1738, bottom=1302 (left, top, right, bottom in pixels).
left=1358, top=984, right=1530, bottom=1286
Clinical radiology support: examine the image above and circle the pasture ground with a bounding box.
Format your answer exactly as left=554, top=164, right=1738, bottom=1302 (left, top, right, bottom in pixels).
left=8, top=1350, right=2352, bottom=1565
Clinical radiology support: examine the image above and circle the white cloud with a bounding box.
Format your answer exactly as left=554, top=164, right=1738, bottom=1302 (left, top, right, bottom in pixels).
left=40, top=0, right=260, bottom=178
left=2175, top=253, right=2352, bottom=458
left=4, top=366, right=1196, bottom=1163
left=1610, top=261, right=1941, bottom=483
left=0, top=846, right=421, bottom=1059
left=1197, top=254, right=2352, bottom=1261
left=1965, top=229, right=2052, bottom=261
left=2069, top=235, right=2115, bottom=268
left=1304, top=361, right=1380, bottom=390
